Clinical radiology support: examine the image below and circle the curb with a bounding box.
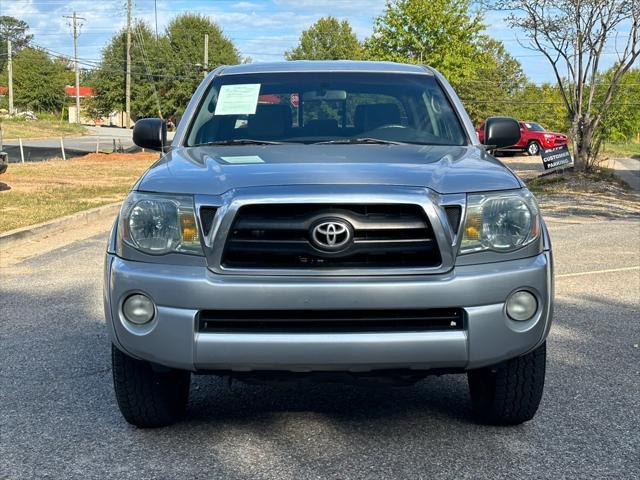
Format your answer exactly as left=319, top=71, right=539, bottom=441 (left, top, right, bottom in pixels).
left=0, top=202, right=121, bottom=250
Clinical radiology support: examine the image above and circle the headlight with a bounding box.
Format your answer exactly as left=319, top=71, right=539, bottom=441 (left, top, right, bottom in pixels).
left=119, top=192, right=202, bottom=255
left=460, top=190, right=540, bottom=254
left=543, top=133, right=554, bottom=139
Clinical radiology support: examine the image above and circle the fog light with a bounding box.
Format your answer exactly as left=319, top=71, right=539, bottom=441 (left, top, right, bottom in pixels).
left=122, top=294, right=155, bottom=325
left=506, top=290, right=538, bottom=321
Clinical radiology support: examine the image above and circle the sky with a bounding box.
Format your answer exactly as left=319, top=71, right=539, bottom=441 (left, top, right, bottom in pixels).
left=0, top=0, right=627, bottom=84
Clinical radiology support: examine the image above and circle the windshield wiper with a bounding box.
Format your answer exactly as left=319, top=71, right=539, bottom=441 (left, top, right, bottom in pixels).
left=196, top=139, right=286, bottom=146
left=312, top=137, right=405, bottom=145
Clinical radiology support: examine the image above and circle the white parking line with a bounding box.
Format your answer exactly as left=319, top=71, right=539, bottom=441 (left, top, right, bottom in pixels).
left=557, top=266, right=640, bottom=278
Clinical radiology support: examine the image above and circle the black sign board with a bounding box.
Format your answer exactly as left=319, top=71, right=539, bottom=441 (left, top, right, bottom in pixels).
left=541, top=145, right=572, bottom=170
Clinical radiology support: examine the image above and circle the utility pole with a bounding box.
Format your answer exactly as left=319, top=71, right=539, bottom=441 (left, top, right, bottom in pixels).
left=125, top=0, right=132, bottom=129
left=64, top=12, right=86, bottom=125
left=203, top=33, right=209, bottom=78
left=154, top=0, right=158, bottom=39
left=7, top=39, right=13, bottom=116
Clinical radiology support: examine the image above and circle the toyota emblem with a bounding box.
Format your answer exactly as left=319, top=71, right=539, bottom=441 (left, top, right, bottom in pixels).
left=310, top=219, right=353, bottom=251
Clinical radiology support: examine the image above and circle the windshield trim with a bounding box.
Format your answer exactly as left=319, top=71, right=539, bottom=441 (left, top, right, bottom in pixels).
left=178, top=68, right=472, bottom=148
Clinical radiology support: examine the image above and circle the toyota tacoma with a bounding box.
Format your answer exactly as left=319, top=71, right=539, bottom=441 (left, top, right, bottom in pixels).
left=105, top=61, right=553, bottom=428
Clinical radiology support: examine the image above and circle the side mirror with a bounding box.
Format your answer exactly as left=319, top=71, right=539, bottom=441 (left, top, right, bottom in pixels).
left=133, top=118, right=167, bottom=151
left=484, top=116, right=521, bottom=149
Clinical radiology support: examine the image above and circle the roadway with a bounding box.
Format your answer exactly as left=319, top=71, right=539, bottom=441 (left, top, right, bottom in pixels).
left=1, top=127, right=136, bottom=162
left=1, top=214, right=638, bottom=479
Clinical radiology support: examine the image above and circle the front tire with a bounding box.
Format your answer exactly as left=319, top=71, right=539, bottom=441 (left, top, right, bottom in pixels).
left=467, top=342, right=546, bottom=425
left=112, top=345, right=191, bottom=428
left=527, top=141, right=541, bottom=156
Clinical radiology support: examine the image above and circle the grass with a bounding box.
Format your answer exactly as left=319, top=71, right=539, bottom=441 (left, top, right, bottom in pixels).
left=0, top=117, right=88, bottom=140
left=600, top=142, right=640, bottom=160
left=0, top=152, right=158, bottom=233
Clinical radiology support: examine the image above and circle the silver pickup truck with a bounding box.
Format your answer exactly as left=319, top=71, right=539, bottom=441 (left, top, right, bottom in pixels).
left=105, top=61, right=553, bottom=428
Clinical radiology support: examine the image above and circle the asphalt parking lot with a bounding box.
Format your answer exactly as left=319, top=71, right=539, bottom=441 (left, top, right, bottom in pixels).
left=1, top=215, right=638, bottom=479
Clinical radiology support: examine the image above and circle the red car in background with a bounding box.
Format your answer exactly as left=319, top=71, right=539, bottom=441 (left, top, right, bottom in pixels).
left=476, top=121, right=568, bottom=156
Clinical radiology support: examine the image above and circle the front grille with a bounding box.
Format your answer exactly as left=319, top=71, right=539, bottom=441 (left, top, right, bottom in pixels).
left=199, top=207, right=218, bottom=236
left=221, top=204, right=441, bottom=269
left=443, top=205, right=462, bottom=233
left=198, top=308, right=464, bottom=333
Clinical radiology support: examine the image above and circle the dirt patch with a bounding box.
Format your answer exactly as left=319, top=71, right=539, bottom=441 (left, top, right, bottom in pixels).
left=527, top=170, right=640, bottom=220
left=499, top=154, right=640, bottom=220
left=537, top=192, right=640, bottom=220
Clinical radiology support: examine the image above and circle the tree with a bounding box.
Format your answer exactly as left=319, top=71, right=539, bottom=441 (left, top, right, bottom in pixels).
left=90, top=15, right=240, bottom=120
left=161, top=14, right=240, bottom=117
left=511, top=83, right=569, bottom=133
left=457, top=37, right=527, bottom=124
left=595, top=67, right=640, bottom=144
left=285, top=17, right=363, bottom=60
left=365, top=0, right=486, bottom=84
left=493, top=0, right=640, bottom=170
left=0, top=47, right=68, bottom=112
left=89, top=23, right=163, bottom=119
left=0, top=16, right=33, bottom=71
left=364, top=0, right=527, bottom=125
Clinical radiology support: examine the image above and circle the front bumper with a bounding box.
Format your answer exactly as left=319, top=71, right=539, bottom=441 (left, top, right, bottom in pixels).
left=105, top=251, right=553, bottom=372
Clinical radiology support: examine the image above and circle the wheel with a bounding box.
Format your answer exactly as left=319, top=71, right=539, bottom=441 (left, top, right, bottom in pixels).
left=467, top=342, right=546, bottom=425
left=527, top=141, right=541, bottom=156
left=111, top=344, right=191, bottom=428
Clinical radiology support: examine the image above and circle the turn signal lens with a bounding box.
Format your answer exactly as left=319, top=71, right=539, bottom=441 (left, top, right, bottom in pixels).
left=180, top=211, right=199, bottom=243
left=463, top=213, right=482, bottom=241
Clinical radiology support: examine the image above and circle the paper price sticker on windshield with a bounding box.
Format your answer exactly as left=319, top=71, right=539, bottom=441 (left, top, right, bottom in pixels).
left=214, top=84, right=261, bottom=115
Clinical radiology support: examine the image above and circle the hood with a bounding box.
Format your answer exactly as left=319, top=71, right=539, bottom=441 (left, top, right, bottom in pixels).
left=136, top=144, right=522, bottom=195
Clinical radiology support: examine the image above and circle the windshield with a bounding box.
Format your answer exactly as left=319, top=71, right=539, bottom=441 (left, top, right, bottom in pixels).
left=186, top=72, right=468, bottom=147
left=525, top=122, right=546, bottom=132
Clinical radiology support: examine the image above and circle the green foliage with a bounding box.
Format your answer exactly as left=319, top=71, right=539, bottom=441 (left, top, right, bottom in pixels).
left=365, top=0, right=485, bottom=84
left=596, top=67, right=640, bottom=143
left=0, top=47, right=68, bottom=112
left=88, top=23, right=162, bottom=119
left=516, top=84, right=569, bottom=133
left=285, top=17, right=363, bottom=60
left=89, top=14, right=240, bottom=120
left=1, top=16, right=33, bottom=71
left=162, top=14, right=240, bottom=117
left=364, top=0, right=530, bottom=127
left=457, top=37, right=527, bottom=124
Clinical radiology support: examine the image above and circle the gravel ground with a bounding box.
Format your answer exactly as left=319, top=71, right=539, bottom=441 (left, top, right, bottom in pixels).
left=1, top=216, right=639, bottom=480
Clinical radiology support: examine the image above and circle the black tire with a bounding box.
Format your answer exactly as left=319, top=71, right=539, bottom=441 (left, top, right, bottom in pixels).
left=467, top=342, right=546, bottom=425
left=527, top=141, right=541, bottom=156
left=111, top=344, right=191, bottom=428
